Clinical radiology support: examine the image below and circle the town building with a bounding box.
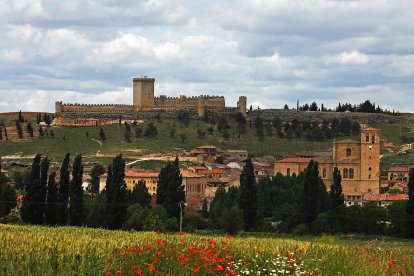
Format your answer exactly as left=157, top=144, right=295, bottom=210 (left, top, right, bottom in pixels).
left=274, top=127, right=381, bottom=194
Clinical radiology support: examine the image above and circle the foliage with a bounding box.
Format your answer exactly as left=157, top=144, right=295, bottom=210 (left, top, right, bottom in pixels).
left=89, top=164, right=105, bottom=194
left=68, top=155, right=84, bottom=226
left=129, top=180, right=151, bottom=208
left=330, top=167, right=344, bottom=209
left=406, top=169, right=414, bottom=238
left=0, top=183, right=16, bottom=217
left=99, top=127, right=106, bottom=141
left=57, top=153, right=70, bottom=225
left=144, top=122, right=158, bottom=138
left=45, top=172, right=57, bottom=225
left=239, top=158, right=258, bottom=231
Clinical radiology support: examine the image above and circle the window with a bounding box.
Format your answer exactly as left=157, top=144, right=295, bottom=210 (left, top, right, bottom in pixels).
left=287, top=168, right=291, bottom=177
left=366, top=134, right=370, bottom=142
left=349, top=168, right=354, bottom=179
left=369, top=156, right=372, bottom=160
left=343, top=168, right=349, bottom=179
left=369, top=167, right=372, bottom=171
left=369, top=174, right=371, bottom=179
left=372, top=134, right=376, bottom=144
left=346, top=148, right=352, bottom=157
left=322, top=169, right=327, bottom=178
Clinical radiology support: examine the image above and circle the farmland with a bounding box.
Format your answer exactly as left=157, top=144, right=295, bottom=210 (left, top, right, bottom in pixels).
left=0, top=224, right=413, bottom=275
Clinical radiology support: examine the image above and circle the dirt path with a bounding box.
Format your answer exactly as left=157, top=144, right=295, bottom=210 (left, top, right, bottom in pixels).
left=90, top=139, right=103, bottom=156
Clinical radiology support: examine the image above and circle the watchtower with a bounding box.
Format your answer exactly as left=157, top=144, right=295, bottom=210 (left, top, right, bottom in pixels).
left=133, top=77, right=155, bottom=111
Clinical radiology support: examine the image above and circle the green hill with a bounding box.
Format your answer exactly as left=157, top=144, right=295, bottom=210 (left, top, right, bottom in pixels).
left=1, top=114, right=414, bottom=174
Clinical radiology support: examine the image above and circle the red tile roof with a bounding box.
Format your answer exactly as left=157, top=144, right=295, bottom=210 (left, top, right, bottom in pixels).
left=386, top=194, right=408, bottom=201
left=276, top=157, right=312, bottom=163
left=388, top=166, right=414, bottom=173
left=207, top=169, right=225, bottom=174
left=180, top=169, right=204, bottom=178
left=197, top=145, right=217, bottom=149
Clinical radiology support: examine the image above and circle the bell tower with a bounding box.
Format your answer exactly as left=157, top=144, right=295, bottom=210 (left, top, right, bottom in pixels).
left=133, top=77, right=155, bottom=111
left=359, top=127, right=380, bottom=193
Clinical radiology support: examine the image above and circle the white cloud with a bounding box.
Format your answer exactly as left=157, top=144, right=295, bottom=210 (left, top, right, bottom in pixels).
left=325, top=51, right=370, bottom=65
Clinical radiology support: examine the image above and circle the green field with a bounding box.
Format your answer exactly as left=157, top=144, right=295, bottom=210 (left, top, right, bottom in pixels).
left=0, top=224, right=413, bottom=275
left=1, top=114, right=414, bottom=173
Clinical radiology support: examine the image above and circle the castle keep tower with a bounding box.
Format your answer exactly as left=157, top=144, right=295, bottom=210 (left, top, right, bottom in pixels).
left=133, top=77, right=155, bottom=111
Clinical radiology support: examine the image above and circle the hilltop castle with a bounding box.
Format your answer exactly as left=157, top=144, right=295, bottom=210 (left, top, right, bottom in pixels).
left=55, top=77, right=247, bottom=118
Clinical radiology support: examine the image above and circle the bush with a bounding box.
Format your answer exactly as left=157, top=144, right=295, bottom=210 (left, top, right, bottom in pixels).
left=220, top=206, right=243, bottom=235
left=144, top=122, right=158, bottom=138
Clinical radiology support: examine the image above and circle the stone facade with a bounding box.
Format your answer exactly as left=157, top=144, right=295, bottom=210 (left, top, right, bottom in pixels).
left=274, top=127, right=381, bottom=194
left=56, top=77, right=247, bottom=118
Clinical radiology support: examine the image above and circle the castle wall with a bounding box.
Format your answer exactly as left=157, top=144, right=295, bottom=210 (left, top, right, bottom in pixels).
left=58, top=103, right=134, bottom=113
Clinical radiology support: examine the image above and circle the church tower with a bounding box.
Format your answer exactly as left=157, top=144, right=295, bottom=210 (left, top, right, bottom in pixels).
left=133, top=77, right=155, bottom=111
left=359, top=127, right=380, bottom=193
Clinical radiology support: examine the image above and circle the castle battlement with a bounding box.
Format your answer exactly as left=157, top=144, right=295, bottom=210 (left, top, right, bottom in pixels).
left=56, top=77, right=246, bottom=118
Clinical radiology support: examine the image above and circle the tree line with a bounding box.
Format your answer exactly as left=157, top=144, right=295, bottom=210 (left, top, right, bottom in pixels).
left=290, top=100, right=397, bottom=114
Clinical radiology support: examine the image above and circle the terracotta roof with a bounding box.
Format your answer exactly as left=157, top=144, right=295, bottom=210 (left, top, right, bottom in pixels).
left=207, top=169, right=225, bottom=174
left=188, top=166, right=208, bottom=171
left=363, top=193, right=386, bottom=201
left=180, top=169, right=204, bottom=178
left=125, top=172, right=159, bottom=178
left=386, top=194, right=408, bottom=201
left=276, top=157, right=312, bottom=163
left=344, top=192, right=362, bottom=197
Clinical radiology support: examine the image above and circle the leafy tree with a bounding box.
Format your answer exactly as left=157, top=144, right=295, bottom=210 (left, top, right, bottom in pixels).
left=301, top=160, right=320, bottom=224
left=27, top=122, right=34, bottom=138
left=122, top=203, right=146, bottom=231
left=86, top=192, right=107, bottom=228
left=178, top=110, right=191, bottom=126
left=99, top=127, right=106, bottom=142
left=202, top=198, right=209, bottom=218
left=406, top=169, right=414, bottom=238
left=180, top=133, right=187, bottom=143
left=284, top=104, right=289, bottom=109
left=124, top=122, right=132, bottom=143
left=0, top=176, right=16, bottom=217
left=156, top=157, right=185, bottom=219
left=239, top=158, right=258, bottom=231
left=197, top=129, right=204, bottom=139
left=309, top=102, right=318, bottom=111
left=254, top=116, right=264, bottom=140
left=105, top=155, right=128, bottom=229
left=330, top=167, right=344, bottom=209
left=129, top=180, right=151, bottom=208
left=45, top=172, right=57, bottom=225
left=220, top=206, right=243, bottom=235
left=217, top=115, right=228, bottom=133
left=209, top=186, right=227, bottom=226
left=21, top=154, right=42, bottom=224
left=169, top=127, right=176, bottom=138
left=90, top=164, right=105, bottom=194
left=57, top=153, right=70, bottom=225
left=144, top=122, right=158, bottom=138
left=387, top=201, right=406, bottom=237
left=135, top=127, right=143, bottom=138
left=68, top=155, right=84, bottom=226
left=143, top=211, right=166, bottom=232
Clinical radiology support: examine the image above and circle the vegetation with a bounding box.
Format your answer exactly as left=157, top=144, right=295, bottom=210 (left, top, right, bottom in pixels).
left=0, top=224, right=413, bottom=275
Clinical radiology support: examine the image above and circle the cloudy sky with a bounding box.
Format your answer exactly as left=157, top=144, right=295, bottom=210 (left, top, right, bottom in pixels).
left=1, top=0, right=414, bottom=112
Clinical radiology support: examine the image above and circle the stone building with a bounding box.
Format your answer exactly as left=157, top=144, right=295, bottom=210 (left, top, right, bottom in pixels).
left=56, top=77, right=247, bottom=118
left=274, top=127, right=381, bottom=194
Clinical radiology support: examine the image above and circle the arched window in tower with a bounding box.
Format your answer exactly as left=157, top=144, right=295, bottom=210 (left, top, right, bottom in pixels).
left=346, top=148, right=352, bottom=157
left=349, top=168, right=354, bottom=179
left=366, top=134, right=370, bottom=143
left=343, top=168, right=349, bottom=179
left=372, top=134, right=376, bottom=144
left=369, top=167, right=372, bottom=171
left=323, top=169, right=327, bottom=178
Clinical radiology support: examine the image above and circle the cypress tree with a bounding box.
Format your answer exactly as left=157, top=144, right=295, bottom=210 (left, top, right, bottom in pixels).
left=99, top=127, right=106, bottom=141
left=57, top=153, right=70, bottom=225
left=21, top=154, right=42, bottom=224
left=330, top=167, right=344, bottom=209
left=301, top=160, right=320, bottom=224
left=18, top=110, right=24, bottom=122
left=27, top=122, right=34, bottom=138
left=0, top=128, right=3, bottom=140
left=106, top=155, right=128, bottom=229
left=38, top=156, right=50, bottom=223
left=4, top=127, right=7, bottom=140
left=129, top=180, right=151, bottom=208
left=90, top=164, right=105, bottom=194
left=16, top=121, right=23, bottom=139
left=45, top=172, right=57, bottom=225
left=239, top=158, right=258, bottom=231
left=68, top=154, right=84, bottom=226
left=156, top=157, right=185, bottom=219
left=202, top=198, right=209, bottom=218
left=406, top=169, right=414, bottom=239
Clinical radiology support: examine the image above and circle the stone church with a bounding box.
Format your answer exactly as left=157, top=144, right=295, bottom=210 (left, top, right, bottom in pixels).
left=274, top=127, right=380, bottom=194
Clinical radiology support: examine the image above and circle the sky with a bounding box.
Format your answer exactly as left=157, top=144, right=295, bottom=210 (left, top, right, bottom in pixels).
left=1, top=0, right=414, bottom=112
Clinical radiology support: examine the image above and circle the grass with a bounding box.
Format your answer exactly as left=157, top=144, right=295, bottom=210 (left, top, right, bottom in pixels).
left=0, top=224, right=413, bottom=275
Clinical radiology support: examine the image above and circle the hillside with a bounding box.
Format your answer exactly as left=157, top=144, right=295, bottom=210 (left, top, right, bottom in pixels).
left=0, top=112, right=414, bottom=173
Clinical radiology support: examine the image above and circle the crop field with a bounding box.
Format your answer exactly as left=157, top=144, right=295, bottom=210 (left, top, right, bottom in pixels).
left=0, top=224, right=413, bottom=275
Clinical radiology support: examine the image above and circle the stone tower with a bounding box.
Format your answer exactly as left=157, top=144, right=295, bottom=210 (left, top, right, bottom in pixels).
left=133, top=77, right=155, bottom=111
left=237, top=96, right=247, bottom=117
left=359, top=127, right=380, bottom=193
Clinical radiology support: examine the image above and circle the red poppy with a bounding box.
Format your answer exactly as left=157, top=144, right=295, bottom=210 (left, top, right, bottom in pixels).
left=227, top=235, right=233, bottom=240
left=132, top=265, right=137, bottom=269
left=287, top=253, right=293, bottom=260
left=136, top=268, right=143, bottom=276
left=116, top=271, right=123, bottom=275
left=179, top=232, right=185, bottom=236
left=193, top=266, right=200, bottom=273
left=246, top=262, right=252, bottom=267
left=120, top=250, right=125, bottom=256
left=105, top=272, right=112, bottom=276
left=388, top=260, right=397, bottom=267
left=370, top=258, right=377, bottom=263
left=155, top=231, right=161, bottom=235
left=157, top=251, right=163, bottom=257
left=148, top=264, right=155, bottom=271
left=152, top=257, right=158, bottom=263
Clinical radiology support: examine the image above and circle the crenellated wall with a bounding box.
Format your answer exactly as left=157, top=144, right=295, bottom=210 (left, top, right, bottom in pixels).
left=57, top=102, right=134, bottom=114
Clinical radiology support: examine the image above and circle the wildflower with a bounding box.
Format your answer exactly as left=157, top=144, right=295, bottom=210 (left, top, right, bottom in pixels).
left=227, top=235, right=233, bottom=240
left=136, top=268, right=143, bottom=276
left=105, top=272, right=111, bottom=276
left=120, top=250, right=125, bottom=256
left=116, top=271, right=123, bottom=275
left=132, top=265, right=137, bottom=269
left=246, top=262, right=252, bottom=267
left=157, top=251, right=163, bottom=257
left=155, top=231, right=161, bottom=235
left=148, top=264, right=155, bottom=271
left=370, top=258, right=377, bottom=263
left=287, top=253, right=293, bottom=260
left=179, top=232, right=185, bottom=236
left=388, top=260, right=397, bottom=267
left=152, top=257, right=158, bottom=263
left=126, top=247, right=131, bottom=252
left=193, top=266, right=200, bottom=273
